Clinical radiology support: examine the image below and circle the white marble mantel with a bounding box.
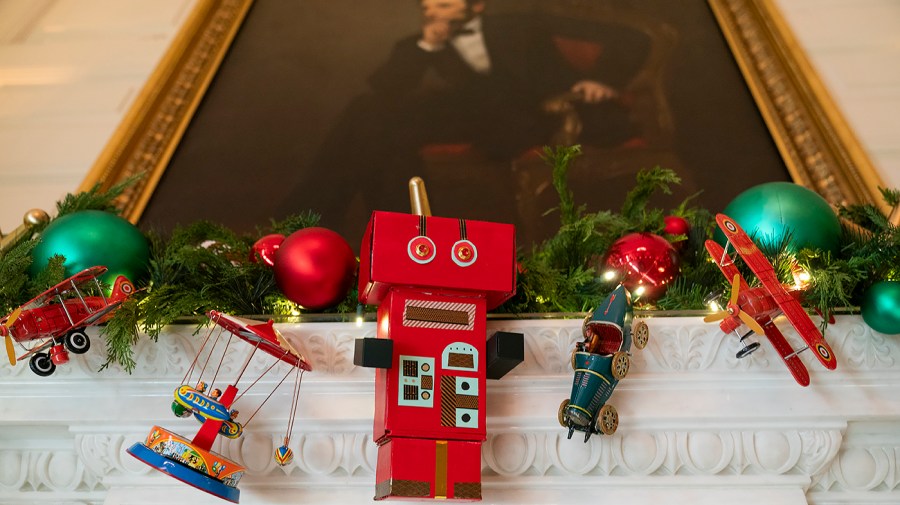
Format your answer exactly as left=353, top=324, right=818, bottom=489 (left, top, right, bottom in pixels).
left=0, top=315, right=898, bottom=505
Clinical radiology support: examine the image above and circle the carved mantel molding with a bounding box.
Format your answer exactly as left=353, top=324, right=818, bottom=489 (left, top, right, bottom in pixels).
left=1, top=316, right=898, bottom=504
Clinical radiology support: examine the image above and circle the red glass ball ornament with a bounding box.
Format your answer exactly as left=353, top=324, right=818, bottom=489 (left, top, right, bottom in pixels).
left=273, top=227, right=357, bottom=310
left=250, top=233, right=285, bottom=267
left=603, top=232, right=680, bottom=300
left=663, top=215, right=690, bottom=236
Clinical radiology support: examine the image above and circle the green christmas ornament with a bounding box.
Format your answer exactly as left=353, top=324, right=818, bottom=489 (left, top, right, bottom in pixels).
left=715, top=182, right=842, bottom=253
left=30, top=210, right=150, bottom=285
left=861, top=281, right=900, bottom=335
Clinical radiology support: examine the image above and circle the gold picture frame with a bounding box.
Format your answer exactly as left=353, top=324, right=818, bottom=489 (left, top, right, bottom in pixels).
left=79, top=0, right=889, bottom=225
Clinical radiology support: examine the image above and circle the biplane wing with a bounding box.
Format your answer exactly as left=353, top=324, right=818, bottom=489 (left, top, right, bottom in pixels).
left=715, top=214, right=837, bottom=371
left=72, top=300, right=123, bottom=328
left=759, top=317, right=811, bottom=386
left=4, top=266, right=109, bottom=318
left=16, top=338, right=54, bottom=362
left=774, top=296, right=837, bottom=370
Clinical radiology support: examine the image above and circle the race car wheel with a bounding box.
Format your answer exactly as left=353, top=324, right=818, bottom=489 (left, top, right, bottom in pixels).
left=596, top=404, right=618, bottom=435
left=611, top=351, right=630, bottom=380
left=632, top=320, right=649, bottom=350
left=570, top=349, right=577, bottom=370
left=65, top=330, right=91, bottom=354
left=557, top=399, right=570, bottom=428
left=29, top=352, right=56, bottom=377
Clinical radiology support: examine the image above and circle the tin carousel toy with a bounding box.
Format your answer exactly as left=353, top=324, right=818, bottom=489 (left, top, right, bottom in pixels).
left=127, top=310, right=312, bottom=502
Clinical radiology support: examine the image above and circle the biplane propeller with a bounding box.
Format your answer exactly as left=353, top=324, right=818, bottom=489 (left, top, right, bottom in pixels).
left=704, top=214, right=837, bottom=387
left=703, top=273, right=764, bottom=358
left=2, top=308, right=22, bottom=365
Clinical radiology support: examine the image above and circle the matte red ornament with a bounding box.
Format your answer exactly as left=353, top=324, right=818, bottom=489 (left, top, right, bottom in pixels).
left=663, top=215, right=690, bottom=236
left=603, top=232, right=680, bottom=300
left=250, top=234, right=285, bottom=267
left=273, top=228, right=357, bottom=310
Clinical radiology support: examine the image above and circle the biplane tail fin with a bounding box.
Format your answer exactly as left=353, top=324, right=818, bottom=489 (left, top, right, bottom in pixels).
left=109, top=276, right=135, bottom=303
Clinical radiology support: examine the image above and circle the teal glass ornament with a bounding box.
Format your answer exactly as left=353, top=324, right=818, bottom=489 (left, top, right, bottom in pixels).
left=715, top=182, right=842, bottom=253
left=860, top=281, right=900, bottom=335
left=29, top=210, right=150, bottom=285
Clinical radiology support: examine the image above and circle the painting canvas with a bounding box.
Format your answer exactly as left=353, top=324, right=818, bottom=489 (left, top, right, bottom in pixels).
left=96, top=0, right=878, bottom=249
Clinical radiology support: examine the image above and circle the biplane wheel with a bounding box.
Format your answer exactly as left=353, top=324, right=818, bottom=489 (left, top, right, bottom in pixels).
left=29, top=352, right=56, bottom=377
left=557, top=399, right=570, bottom=428
left=632, top=320, right=649, bottom=350
left=611, top=351, right=630, bottom=380
left=595, top=404, right=618, bottom=435
left=736, top=342, right=761, bottom=359
left=64, top=330, right=90, bottom=354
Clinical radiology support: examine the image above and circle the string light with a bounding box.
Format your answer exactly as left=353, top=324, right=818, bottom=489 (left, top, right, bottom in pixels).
left=791, top=264, right=812, bottom=289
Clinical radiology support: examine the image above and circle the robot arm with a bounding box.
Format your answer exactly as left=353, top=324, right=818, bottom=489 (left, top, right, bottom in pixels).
left=485, top=331, right=524, bottom=380
left=354, top=338, right=394, bottom=369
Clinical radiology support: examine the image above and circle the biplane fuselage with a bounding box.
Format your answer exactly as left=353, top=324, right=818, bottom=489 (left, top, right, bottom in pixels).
left=717, top=286, right=802, bottom=335
left=9, top=296, right=115, bottom=344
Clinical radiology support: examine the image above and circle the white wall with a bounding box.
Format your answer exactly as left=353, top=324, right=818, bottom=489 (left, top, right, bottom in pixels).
left=0, top=0, right=896, bottom=231
left=776, top=0, right=900, bottom=190
left=0, top=0, right=196, bottom=233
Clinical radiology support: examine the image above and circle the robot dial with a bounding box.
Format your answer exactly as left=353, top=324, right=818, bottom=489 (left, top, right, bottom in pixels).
left=451, top=240, right=478, bottom=267
left=407, top=236, right=437, bottom=264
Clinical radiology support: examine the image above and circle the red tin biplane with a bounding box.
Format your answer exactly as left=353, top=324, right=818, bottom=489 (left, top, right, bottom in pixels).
left=1, top=265, right=134, bottom=376
left=703, top=213, right=837, bottom=386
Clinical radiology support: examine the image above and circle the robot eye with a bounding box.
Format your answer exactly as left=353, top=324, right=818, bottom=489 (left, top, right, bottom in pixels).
left=407, top=236, right=436, bottom=264
left=451, top=240, right=477, bottom=267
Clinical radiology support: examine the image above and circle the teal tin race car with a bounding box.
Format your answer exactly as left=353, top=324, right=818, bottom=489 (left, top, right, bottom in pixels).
left=559, top=284, right=649, bottom=442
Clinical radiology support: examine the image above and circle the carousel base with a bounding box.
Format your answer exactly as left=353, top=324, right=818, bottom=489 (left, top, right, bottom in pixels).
left=127, top=441, right=241, bottom=503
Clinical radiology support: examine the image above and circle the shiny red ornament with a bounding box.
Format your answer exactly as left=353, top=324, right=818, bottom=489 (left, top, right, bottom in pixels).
left=250, top=234, right=285, bottom=267
left=273, top=227, right=357, bottom=310
left=603, top=232, right=680, bottom=301
left=663, top=215, right=690, bottom=236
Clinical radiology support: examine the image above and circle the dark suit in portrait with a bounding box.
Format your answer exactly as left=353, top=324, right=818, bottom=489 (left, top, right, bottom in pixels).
left=281, top=2, right=649, bottom=244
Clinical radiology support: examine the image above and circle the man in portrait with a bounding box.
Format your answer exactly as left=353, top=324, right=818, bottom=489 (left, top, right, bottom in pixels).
left=286, top=0, right=649, bottom=244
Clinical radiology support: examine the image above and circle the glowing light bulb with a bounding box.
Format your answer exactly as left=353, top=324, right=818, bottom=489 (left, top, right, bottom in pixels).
left=792, top=266, right=812, bottom=289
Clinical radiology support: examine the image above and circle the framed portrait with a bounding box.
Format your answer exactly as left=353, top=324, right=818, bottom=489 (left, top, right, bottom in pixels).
left=81, top=0, right=886, bottom=250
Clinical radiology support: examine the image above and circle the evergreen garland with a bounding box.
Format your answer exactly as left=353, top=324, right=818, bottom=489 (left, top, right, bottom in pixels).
left=3, top=145, right=899, bottom=373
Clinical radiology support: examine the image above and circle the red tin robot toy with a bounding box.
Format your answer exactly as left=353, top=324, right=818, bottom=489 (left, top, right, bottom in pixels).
left=354, top=179, right=523, bottom=501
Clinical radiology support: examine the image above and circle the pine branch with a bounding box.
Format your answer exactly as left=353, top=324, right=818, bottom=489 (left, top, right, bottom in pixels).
left=268, top=211, right=321, bottom=236
left=543, top=145, right=583, bottom=226
left=620, top=167, right=680, bottom=222
left=55, top=174, right=144, bottom=218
